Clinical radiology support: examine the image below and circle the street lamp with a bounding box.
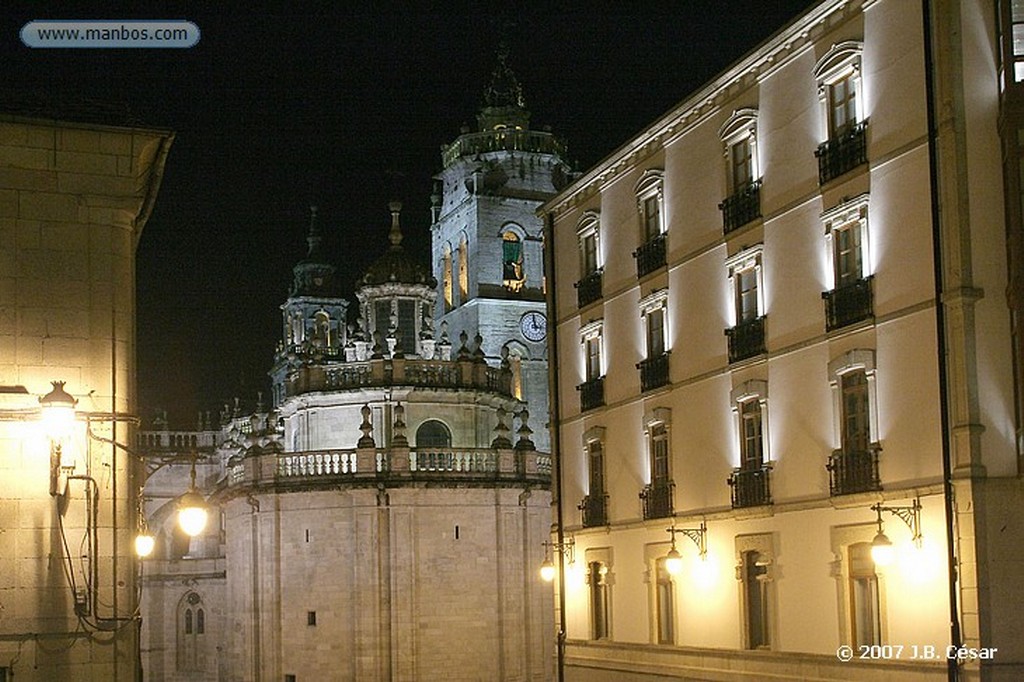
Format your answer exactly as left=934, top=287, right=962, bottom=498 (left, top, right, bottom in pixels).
left=177, top=459, right=209, bottom=538
left=39, top=381, right=78, bottom=497
left=869, top=498, right=922, bottom=567
left=539, top=538, right=575, bottom=582
left=664, top=521, right=707, bottom=575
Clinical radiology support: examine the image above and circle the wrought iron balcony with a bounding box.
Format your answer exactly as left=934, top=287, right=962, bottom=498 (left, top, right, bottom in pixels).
left=633, top=233, right=667, bottom=278
left=822, top=276, right=874, bottom=331
left=577, top=376, right=605, bottom=412
left=826, top=445, right=882, bottom=496
left=728, top=465, right=772, bottom=508
left=640, top=480, right=674, bottom=520
left=637, top=352, right=670, bottom=392
left=719, top=179, right=762, bottom=234
left=725, top=315, right=766, bottom=364
left=574, top=268, right=603, bottom=308
left=579, top=493, right=609, bottom=527
left=815, top=120, right=868, bottom=185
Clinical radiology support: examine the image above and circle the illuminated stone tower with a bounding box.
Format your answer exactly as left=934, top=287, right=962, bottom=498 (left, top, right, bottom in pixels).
left=431, top=49, right=572, bottom=453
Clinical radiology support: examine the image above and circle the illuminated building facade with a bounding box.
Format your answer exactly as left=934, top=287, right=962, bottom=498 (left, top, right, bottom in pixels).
left=541, top=1, right=1022, bottom=680
left=139, top=205, right=553, bottom=681
left=0, top=111, right=173, bottom=681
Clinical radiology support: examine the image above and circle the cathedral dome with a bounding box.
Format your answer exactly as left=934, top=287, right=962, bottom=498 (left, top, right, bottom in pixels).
left=358, top=202, right=437, bottom=288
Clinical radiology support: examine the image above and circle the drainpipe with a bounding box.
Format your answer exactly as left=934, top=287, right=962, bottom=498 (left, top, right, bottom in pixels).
left=921, top=1, right=963, bottom=679
left=543, top=210, right=568, bottom=682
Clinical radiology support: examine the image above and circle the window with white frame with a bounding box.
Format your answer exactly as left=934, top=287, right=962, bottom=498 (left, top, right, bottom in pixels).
left=830, top=524, right=887, bottom=648
left=726, top=246, right=764, bottom=326
left=814, top=42, right=865, bottom=139
left=735, top=534, right=775, bottom=650
left=644, top=407, right=672, bottom=494
left=639, top=289, right=669, bottom=359
left=577, top=211, right=601, bottom=277
left=731, top=381, right=769, bottom=471
left=828, top=349, right=878, bottom=455
left=635, top=169, right=665, bottom=244
left=823, top=196, right=870, bottom=289
left=585, top=548, right=613, bottom=640
left=581, top=426, right=608, bottom=527
left=654, top=557, right=675, bottom=644
left=719, top=108, right=759, bottom=194
left=580, top=320, right=604, bottom=382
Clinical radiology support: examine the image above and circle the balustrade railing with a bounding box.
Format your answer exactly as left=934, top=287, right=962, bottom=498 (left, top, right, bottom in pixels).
left=726, top=316, right=766, bottom=364
left=826, top=445, right=882, bottom=496
left=640, top=480, right=674, bottom=520
left=289, top=356, right=511, bottom=397
left=822, top=276, right=874, bottom=331
left=279, top=450, right=358, bottom=477
left=575, top=269, right=603, bottom=308
left=410, top=449, right=497, bottom=474
left=442, top=129, right=566, bottom=168
left=719, top=179, right=762, bottom=234
left=633, top=233, right=667, bottom=278
left=728, top=465, right=772, bottom=508
left=815, top=120, right=868, bottom=184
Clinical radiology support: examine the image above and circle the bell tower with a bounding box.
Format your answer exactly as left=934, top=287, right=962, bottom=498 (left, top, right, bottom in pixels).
left=431, top=48, right=572, bottom=452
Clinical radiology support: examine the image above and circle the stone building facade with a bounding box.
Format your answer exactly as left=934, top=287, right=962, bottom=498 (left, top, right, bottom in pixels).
left=431, top=50, right=573, bottom=454
left=0, top=111, right=173, bottom=681
left=541, top=0, right=1022, bottom=680
left=139, top=205, right=554, bottom=681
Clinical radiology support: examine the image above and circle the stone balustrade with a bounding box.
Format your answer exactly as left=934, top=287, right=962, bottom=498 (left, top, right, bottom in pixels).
left=288, top=356, right=512, bottom=398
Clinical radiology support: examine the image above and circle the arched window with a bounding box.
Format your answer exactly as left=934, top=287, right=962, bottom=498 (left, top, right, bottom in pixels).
left=177, top=592, right=207, bottom=672
left=442, top=245, right=454, bottom=311
left=313, top=311, right=331, bottom=347
left=502, top=230, right=524, bottom=291
left=458, top=236, right=469, bottom=301
left=415, top=420, right=451, bottom=448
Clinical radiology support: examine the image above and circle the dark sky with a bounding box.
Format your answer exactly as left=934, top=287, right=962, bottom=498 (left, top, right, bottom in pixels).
left=3, top=3, right=817, bottom=426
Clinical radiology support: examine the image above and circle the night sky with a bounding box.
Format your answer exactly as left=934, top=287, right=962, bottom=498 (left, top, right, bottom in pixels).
left=3, top=3, right=816, bottom=426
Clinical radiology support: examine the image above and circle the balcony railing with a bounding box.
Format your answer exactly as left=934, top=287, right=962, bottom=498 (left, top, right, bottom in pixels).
left=577, top=376, right=605, bottom=412
left=719, top=179, right=762, bottom=234
left=822, top=276, right=874, bottom=332
left=637, top=352, right=670, bottom=392
left=227, top=446, right=551, bottom=491
left=288, top=355, right=512, bottom=398
left=728, top=465, right=772, bottom=508
left=815, top=120, right=868, bottom=185
left=575, top=268, right=603, bottom=308
left=579, top=493, right=608, bottom=527
left=442, top=129, right=567, bottom=168
left=640, top=480, right=674, bottom=520
left=826, top=445, right=882, bottom=496
left=633, top=233, right=667, bottom=278
left=725, top=315, right=766, bottom=363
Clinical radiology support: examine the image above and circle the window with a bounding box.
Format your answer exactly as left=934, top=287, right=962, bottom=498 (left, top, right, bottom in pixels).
left=641, top=408, right=673, bottom=519
left=307, top=610, right=317, bottom=626
left=849, top=543, right=881, bottom=647
left=638, top=290, right=670, bottom=391
left=509, top=350, right=523, bottom=400
left=415, top=420, right=451, bottom=448
left=827, top=350, right=881, bottom=495
left=814, top=42, right=864, bottom=139
left=502, top=229, right=524, bottom=291
left=740, top=400, right=764, bottom=470
left=654, top=558, right=675, bottom=644
left=725, top=246, right=766, bottom=363
left=588, top=438, right=605, bottom=499
left=999, top=0, right=1024, bottom=84
left=585, top=555, right=612, bottom=640
left=442, top=245, right=453, bottom=311
left=578, top=320, right=605, bottom=411
left=635, top=170, right=665, bottom=243
left=178, top=592, right=206, bottom=672
left=735, top=534, right=775, bottom=650
left=575, top=211, right=603, bottom=307
left=718, top=109, right=761, bottom=232
left=580, top=426, right=608, bottom=527
left=822, top=196, right=873, bottom=330
left=458, top=236, right=469, bottom=301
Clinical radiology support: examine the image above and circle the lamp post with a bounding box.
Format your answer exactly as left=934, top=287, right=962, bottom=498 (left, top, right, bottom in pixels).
left=39, top=381, right=78, bottom=497
left=869, top=498, right=922, bottom=567
left=539, top=538, right=575, bottom=582
left=664, top=521, right=708, bottom=575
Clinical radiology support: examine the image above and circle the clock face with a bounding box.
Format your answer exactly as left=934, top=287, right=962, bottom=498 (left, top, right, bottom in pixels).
left=520, top=311, right=547, bottom=342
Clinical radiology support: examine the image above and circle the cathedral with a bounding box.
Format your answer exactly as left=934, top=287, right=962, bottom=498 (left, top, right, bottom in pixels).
left=137, top=58, right=571, bottom=682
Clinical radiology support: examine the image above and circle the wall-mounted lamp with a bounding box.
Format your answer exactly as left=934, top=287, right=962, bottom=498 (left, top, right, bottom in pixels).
left=665, top=521, right=707, bottom=575
left=134, top=529, right=156, bottom=558
left=40, top=381, right=78, bottom=497
left=177, top=459, right=209, bottom=538
left=870, top=498, right=922, bottom=566
left=539, top=538, right=575, bottom=582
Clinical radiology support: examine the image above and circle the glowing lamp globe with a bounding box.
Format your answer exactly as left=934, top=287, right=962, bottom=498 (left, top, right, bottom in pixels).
left=539, top=559, right=556, bottom=582
left=871, top=531, right=894, bottom=567
left=664, top=547, right=684, bottom=576
left=178, top=491, right=209, bottom=537
left=134, top=533, right=155, bottom=558
left=39, top=381, right=77, bottom=440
